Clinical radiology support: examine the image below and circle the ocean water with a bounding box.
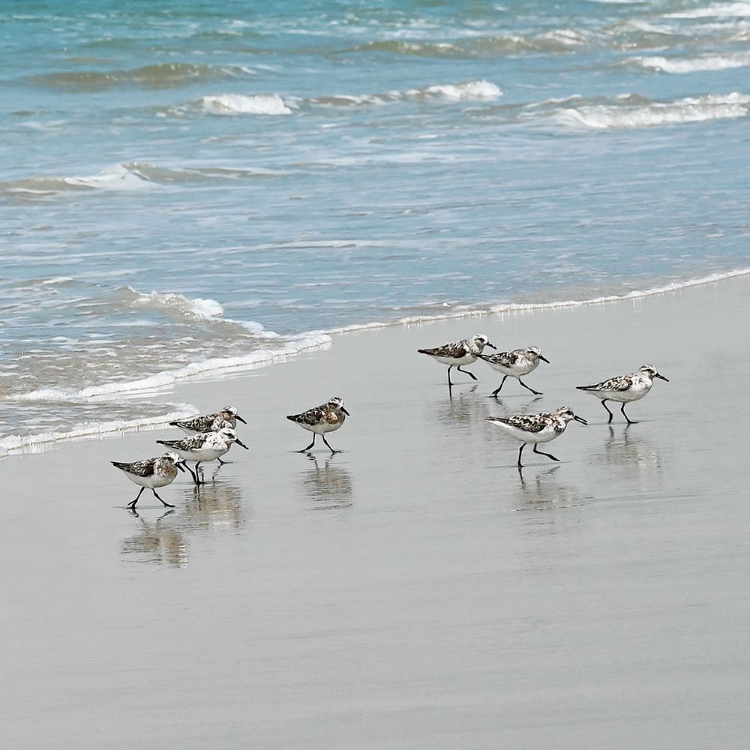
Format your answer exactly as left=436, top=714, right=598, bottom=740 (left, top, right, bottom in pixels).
left=1, top=0, right=748, bottom=453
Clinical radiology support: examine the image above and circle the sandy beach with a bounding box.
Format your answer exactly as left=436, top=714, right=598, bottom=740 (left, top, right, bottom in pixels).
left=2, top=275, right=749, bottom=748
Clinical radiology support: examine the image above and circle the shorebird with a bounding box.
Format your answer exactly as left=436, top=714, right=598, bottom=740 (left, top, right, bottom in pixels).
left=576, top=364, right=669, bottom=424
left=156, top=427, right=248, bottom=485
left=478, top=345, right=549, bottom=396
left=486, top=407, right=587, bottom=467
left=169, top=406, right=247, bottom=463
left=169, top=406, right=246, bottom=435
left=287, top=396, right=349, bottom=454
left=418, top=334, right=496, bottom=386
left=111, top=451, right=184, bottom=510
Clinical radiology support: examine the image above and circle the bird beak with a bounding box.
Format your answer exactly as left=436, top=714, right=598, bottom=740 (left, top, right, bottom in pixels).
left=574, top=415, right=588, bottom=425
left=539, top=355, right=550, bottom=364
left=176, top=462, right=186, bottom=473
left=342, top=407, right=350, bottom=416
left=235, top=414, right=247, bottom=424
left=486, top=342, right=497, bottom=350
left=235, top=438, right=249, bottom=450
left=655, top=373, right=669, bottom=382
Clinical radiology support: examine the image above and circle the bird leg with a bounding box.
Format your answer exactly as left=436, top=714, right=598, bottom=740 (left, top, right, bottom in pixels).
left=321, top=435, right=340, bottom=455
left=601, top=400, right=614, bottom=423
left=127, top=487, right=145, bottom=510
left=297, top=436, right=317, bottom=453
left=518, top=378, right=542, bottom=396
left=457, top=365, right=478, bottom=381
left=152, top=489, right=175, bottom=509
left=533, top=444, right=559, bottom=462
left=620, top=403, right=637, bottom=425
left=491, top=376, right=508, bottom=398
left=517, top=444, right=526, bottom=467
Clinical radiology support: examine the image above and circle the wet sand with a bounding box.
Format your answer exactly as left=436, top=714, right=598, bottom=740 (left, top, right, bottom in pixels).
left=2, top=276, right=749, bottom=748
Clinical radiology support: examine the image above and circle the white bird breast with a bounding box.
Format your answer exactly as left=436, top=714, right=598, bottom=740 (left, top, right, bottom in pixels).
left=489, top=420, right=557, bottom=445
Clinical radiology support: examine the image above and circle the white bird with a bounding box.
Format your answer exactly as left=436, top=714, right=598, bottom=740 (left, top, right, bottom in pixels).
left=111, top=451, right=184, bottom=510
left=576, top=364, right=669, bottom=424
left=478, top=345, right=549, bottom=397
left=286, top=396, right=349, bottom=454
left=156, top=427, right=248, bottom=485
left=418, top=334, right=496, bottom=386
left=486, top=407, right=587, bottom=467
left=169, top=406, right=246, bottom=435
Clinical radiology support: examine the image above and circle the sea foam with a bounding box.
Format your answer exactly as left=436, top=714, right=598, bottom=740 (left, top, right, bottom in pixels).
left=556, top=92, right=750, bottom=129
left=0, top=403, right=198, bottom=456
left=202, top=93, right=293, bottom=115
left=636, top=52, right=750, bottom=73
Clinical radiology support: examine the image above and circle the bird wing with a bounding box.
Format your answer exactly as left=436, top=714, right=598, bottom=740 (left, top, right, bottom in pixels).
left=578, top=374, right=632, bottom=392
left=158, top=434, right=206, bottom=451
left=288, top=404, right=326, bottom=426
left=490, top=414, right=549, bottom=433
left=418, top=340, right=468, bottom=358
left=111, top=458, right=156, bottom=477
left=481, top=350, right=518, bottom=367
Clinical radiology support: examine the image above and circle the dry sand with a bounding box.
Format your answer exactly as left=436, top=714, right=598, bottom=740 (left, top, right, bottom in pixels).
left=1, top=276, right=749, bottom=748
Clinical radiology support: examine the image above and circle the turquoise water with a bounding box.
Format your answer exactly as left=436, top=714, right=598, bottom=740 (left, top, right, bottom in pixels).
left=1, top=0, right=749, bottom=449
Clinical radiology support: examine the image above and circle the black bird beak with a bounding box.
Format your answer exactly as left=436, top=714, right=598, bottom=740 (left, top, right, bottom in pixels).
left=655, top=373, right=669, bottom=382
left=539, top=355, right=550, bottom=364
left=486, top=342, right=497, bottom=350
left=235, top=438, right=249, bottom=450
left=574, top=415, right=588, bottom=425
left=342, top=407, right=351, bottom=416
left=235, top=414, right=247, bottom=424
left=176, top=462, right=186, bottom=473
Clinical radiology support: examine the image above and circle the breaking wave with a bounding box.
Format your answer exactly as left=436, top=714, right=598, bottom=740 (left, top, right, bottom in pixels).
left=553, top=92, right=750, bottom=129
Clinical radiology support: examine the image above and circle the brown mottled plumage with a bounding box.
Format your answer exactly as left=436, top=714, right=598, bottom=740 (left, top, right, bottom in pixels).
left=287, top=397, right=349, bottom=454
left=111, top=451, right=183, bottom=510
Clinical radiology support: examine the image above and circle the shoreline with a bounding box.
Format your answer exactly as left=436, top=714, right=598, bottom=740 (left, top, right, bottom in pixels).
left=3, top=266, right=749, bottom=458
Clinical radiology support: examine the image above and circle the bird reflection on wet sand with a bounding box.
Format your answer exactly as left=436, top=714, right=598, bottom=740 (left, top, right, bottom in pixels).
left=439, top=384, right=483, bottom=429
left=121, top=509, right=188, bottom=567
left=185, top=481, right=245, bottom=531
left=513, top=465, right=585, bottom=512
left=300, top=454, right=353, bottom=510
left=591, top=425, right=665, bottom=486
left=121, top=481, right=246, bottom=566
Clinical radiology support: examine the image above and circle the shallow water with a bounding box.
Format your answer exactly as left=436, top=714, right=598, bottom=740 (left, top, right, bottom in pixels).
left=1, top=0, right=749, bottom=449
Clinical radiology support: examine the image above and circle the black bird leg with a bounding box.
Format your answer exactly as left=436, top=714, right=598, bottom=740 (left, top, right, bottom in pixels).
left=127, top=487, right=145, bottom=510
left=152, top=489, right=175, bottom=509
left=457, top=365, right=478, bottom=381
left=491, top=376, right=508, bottom=398
left=321, top=435, right=339, bottom=455
left=533, top=444, right=560, bottom=462
left=601, top=400, right=614, bottom=423
left=297, top=435, right=317, bottom=453
left=180, top=461, right=203, bottom=485
left=620, top=403, right=637, bottom=425
left=517, top=444, right=526, bottom=467
left=518, top=378, right=542, bottom=396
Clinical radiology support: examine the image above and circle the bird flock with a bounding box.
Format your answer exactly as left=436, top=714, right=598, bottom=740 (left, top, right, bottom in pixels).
left=112, top=333, right=668, bottom=508
left=418, top=333, right=668, bottom=468
left=112, top=400, right=349, bottom=510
